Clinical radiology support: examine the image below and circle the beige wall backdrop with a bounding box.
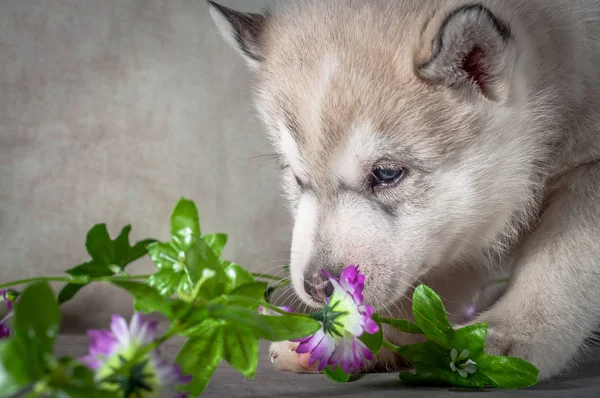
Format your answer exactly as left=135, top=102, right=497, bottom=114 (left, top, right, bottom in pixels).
left=0, top=0, right=290, bottom=330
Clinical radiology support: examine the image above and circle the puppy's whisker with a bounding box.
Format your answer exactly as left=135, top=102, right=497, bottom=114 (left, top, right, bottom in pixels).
left=271, top=285, right=294, bottom=306
left=276, top=289, right=299, bottom=310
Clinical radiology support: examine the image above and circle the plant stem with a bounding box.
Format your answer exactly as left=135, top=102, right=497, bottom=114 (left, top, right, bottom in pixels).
left=382, top=340, right=402, bottom=354
left=224, top=295, right=306, bottom=317
left=99, top=274, right=153, bottom=282
left=0, top=274, right=153, bottom=290
left=375, top=315, right=424, bottom=334
left=0, top=277, right=71, bottom=289
left=24, top=379, right=50, bottom=398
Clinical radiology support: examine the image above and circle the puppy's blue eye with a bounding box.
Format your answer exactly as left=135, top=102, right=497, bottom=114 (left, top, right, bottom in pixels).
left=371, top=167, right=405, bottom=186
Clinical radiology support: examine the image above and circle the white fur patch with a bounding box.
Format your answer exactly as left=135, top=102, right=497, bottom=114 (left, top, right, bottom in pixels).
left=333, top=122, right=386, bottom=186
left=290, top=193, right=318, bottom=296
left=277, top=120, right=307, bottom=180
left=309, top=53, right=340, bottom=134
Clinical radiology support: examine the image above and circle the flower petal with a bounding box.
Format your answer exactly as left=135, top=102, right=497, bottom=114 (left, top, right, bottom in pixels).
left=310, top=334, right=336, bottom=371
left=79, top=355, right=103, bottom=370
left=153, top=353, right=193, bottom=386
left=355, top=337, right=373, bottom=361
left=0, top=323, right=11, bottom=340
left=87, top=329, right=118, bottom=357
left=296, top=328, right=325, bottom=354
left=0, top=290, right=12, bottom=311
left=110, top=314, right=131, bottom=347
left=330, top=337, right=364, bottom=374
left=458, top=349, right=470, bottom=362
left=130, top=313, right=158, bottom=346
left=362, top=318, right=379, bottom=335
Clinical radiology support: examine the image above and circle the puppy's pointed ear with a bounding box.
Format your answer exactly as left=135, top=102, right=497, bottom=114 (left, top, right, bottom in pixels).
left=207, top=1, right=268, bottom=70
left=418, top=4, right=516, bottom=101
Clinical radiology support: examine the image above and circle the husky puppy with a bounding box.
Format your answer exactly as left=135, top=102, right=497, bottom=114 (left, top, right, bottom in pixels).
left=208, top=0, right=600, bottom=380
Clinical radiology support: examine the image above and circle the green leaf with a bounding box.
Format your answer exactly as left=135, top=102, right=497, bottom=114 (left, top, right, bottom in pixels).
left=46, top=361, right=110, bottom=398
left=148, top=199, right=231, bottom=301
left=148, top=237, right=229, bottom=300
left=477, top=355, right=539, bottom=389
left=147, top=242, right=180, bottom=271
left=0, top=339, right=36, bottom=397
left=397, top=341, right=491, bottom=388
left=359, top=320, right=383, bottom=355
left=378, top=317, right=424, bottom=334
left=177, top=306, right=211, bottom=337
left=113, top=226, right=155, bottom=267
left=396, top=330, right=539, bottom=389
left=396, top=342, right=451, bottom=368
left=208, top=305, right=271, bottom=335
left=411, top=285, right=453, bottom=348
left=170, top=198, right=201, bottom=250
left=176, top=322, right=224, bottom=396
left=209, top=304, right=320, bottom=342
left=399, top=368, right=489, bottom=389
left=147, top=268, right=192, bottom=297
left=13, top=282, right=61, bottom=353
left=148, top=232, right=227, bottom=300
left=260, top=313, right=321, bottom=342
left=203, top=233, right=228, bottom=258
left=111, top=281, right=173, bottom=317
left=224, top=262, right=255, bottom=292
left=60, top=224, right=155, bottom=304
left=453, top=323, right=488, bottom=359
left=183, top=238, right=226, bottom=298
left=49, top=386, right=114, bottom=398
left=230, top=282, right=268, bottom=302
left=80, top=224, right=154, bottom=270
left=222, top=327, right=260, bottom=378
left=323, top=365, right=351, bottom=382
left=0, top=282, right=61, bottom=396
left=176, top=317, right=263, bottom=393
left=84, top=224, right=113, bottom=263
left=57, top=284, right=85, bottom=305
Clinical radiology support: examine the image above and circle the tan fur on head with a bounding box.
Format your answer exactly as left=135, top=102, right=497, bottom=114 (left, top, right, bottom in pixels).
left=209, top=0, right=600, bottom=381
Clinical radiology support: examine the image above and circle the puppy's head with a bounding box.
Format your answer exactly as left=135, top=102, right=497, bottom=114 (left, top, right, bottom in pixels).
left=209, top=1, right=547, bottom=310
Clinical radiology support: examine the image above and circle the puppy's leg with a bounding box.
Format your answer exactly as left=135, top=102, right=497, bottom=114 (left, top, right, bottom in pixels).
left=269, top=341, right=320, bottom=373
left=468, top=165, right=600, bottom=381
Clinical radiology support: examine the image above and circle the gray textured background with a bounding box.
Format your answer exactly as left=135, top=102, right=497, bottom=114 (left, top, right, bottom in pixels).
left=0, top=0, right=286, bottom=330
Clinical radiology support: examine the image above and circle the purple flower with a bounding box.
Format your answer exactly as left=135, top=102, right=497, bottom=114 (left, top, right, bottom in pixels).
left=0, top=323, right=10, bottom=339
left=81, top=313, right=191, bottom=398
left=295, top=265, right=379, bottom=373
left=463, top=303, right=477, bottom=323
left=0, top=289, right=16, bottom=340
left=1, top=290, right=14, bottom=311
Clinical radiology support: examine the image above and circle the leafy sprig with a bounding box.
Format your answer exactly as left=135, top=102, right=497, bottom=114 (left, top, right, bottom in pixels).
left=0, top=197, right=539, bottom=397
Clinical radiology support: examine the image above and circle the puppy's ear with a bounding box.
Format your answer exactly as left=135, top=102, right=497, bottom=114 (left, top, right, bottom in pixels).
left=207, top=1, right=268, bottom=70
left=418, top=4, right=516, bottom=101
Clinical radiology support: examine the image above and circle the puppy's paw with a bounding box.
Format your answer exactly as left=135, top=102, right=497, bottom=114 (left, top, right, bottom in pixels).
left=269, top=341, right=320, bottom=373
left=474, top=321, right=570, bottom=381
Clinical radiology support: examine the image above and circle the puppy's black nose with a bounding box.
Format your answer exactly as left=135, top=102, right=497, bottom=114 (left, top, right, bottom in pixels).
left=303, top=271, right=334, bottom=302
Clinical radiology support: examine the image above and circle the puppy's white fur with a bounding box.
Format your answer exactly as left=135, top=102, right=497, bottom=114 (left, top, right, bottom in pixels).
left=209, top=0, right=600, bottom=381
